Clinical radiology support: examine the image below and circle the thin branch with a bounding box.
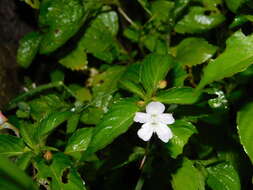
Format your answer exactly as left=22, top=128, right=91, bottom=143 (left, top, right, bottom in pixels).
left=117, top=7, right=139, bottom=29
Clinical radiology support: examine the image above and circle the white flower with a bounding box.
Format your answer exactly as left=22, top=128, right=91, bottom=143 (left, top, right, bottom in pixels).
left=134, top=101, right=175, bottom=143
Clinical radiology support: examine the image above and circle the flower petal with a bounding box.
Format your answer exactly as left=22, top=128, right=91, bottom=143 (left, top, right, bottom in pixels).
left=154, top=123, right=173, bottom=143
left=137, top=123, right=154, bottom=141
left=159, top=113, right=175, bottom=124
left=146, top=101, right=165, bottom=114
left=134, top=112, right=150, bottom=123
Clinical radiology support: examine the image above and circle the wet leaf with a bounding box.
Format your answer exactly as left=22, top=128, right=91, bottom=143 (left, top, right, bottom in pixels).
left=140, top=53, right=174, bottom=96
left=206, top=162, right=241, bottom=190
left=237, top=102, right=253, bottom=163
left=17, top=32, right=42, bottom=68
left=167, top=120, right=197, bottom=158
left=0, top=135, right=26, bottom=157
left=198, top=31, right=253, bottom=89
left=171, top=158, right=205, bottom=190
left=65, top=128, right=93, bottom=156
left=155, top=87, right=201, bottom=104
left=86, top=98, right=139, bottom=154
left=174, top=37, right=217, bottom=66
left=175, top=6, right=225, bottom=34
left=39, top=0, right=85, bottom=54
left=35, top=152, right=86, bottom=190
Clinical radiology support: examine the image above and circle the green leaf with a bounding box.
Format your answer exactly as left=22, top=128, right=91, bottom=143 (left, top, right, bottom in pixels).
left=50, top=70, right=65, bottom=82
left=174, top=37, right=217, bottom=66
left=7, top=82, right=66, bottom=110
left=91, top=66, right=126, bottom=112
left=171, top=158, right=205, bottom=190
left=229, top=15, right=249, bottom=28
left=123, top=27, right=140, bottom=42
left=172, top=64, right=188, bottom=87
left=167, top=120, right=197, bottom=158
left=206, top=162, right=241, bottom=190
left=59, top=46, right=88, bottom=70
left=16, top=152, right=33, bottom=170
left=237, top=102, right=253, bottom=163
left=87, top=98, right=139, bottom=154
left=92, top=66, right=126, bottom=95
left=80, top=107, right=104, bottom=125
left=150, top=0, right=174, bottom=22
left=21, top=0, right=40, bottom=9
left=68, top=84, right=92, bottom=102
left=155, top=87, right=201, bottom=104
left=29, top=94, right=69, bottom=121
left=34, top=152, right=86, bottom=190
left=82, top=0, right=103, bottom=12
left=119, top=80, right=145, bottom=98
left=65, top=128, right=93, bottom=156
left=225, top=0, right=246, bottom=13
left=18, top=121, right=37, bottom=149
left=16, top=102, right=31, bottom=119
left=0, top=157, right=38, bottom=190
left=142, top=34, right=168, bottom=54
left=121, top=63, right=141, bottom=83
left=175, top=6, right=225, bottom=34
left=193, top=0, right=223, bottom=10
left=0, top=135, right=26, bottom=157
left=140, top=54, right=174, bottom=96
left=39, top=0, right=85, bottom=54
left=198, top=31, right=253, bottom=89
left=120, top=63, right=145, bottom=98
left=173, top=0, right=191, bottom=18
left=17, top=32, right=42, bottom=68
left=77, top=11, right=121, bottom=63
left=36, top=111, right=73, bottom=142
left=66, top=113, right=81, bottom=134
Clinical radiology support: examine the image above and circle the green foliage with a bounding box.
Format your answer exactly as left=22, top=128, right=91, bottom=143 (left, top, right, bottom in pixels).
left=171, top=158, right=205, bottom=190
left=166, top=120, right=197, bottom=158
left=17, top=32, right=42, bottom=68
left=65, top=128, right=93, bottom=157
left=198, top=31, right=253, bottom=89
left=0, top=157, right=37, bottom=190
left=0, top=135, right=26, bottom=157
left=155, top=87, right=201, bottom=104
left=206, top=162, right=241, bottom=190
left=237, top=102, right=253, bottom=163
left=39, top=0, right=85, bottom=54
left=36, top=111, right=73, bottom=143
left=86, top=98, right=140, bottom=154
left=59, top=47, right=88, bottom=71
left=175, top=6, right=225, bottom=34
left=28, top=94, right=70, bottom=121
left=140, top=54, right=174, bottom=96
left=34, top=153, right=86, bottom=190
left=173, top=37, right=217, bottom=66
left=4, top=0, right=253, bottom=189
left=225, top=0, right=246, bottom=13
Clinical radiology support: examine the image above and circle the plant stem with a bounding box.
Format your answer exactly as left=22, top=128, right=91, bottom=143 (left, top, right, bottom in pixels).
left=7, top=81, right=78, bottom=110
left=134, top=176, right=145, bottom=190
left=117, top=7, right=139, bottom=29
left=135, top=141, right=151, bottom=190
